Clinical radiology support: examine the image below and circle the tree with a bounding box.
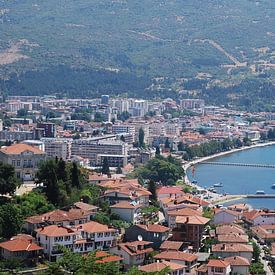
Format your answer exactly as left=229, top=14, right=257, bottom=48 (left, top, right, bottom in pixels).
left=101, top=157, right=110, bottom=174
left=17, top=108, right=28, bottom=117
left=0, top=203, right=22, bottom=238
left=164, top=138, right=170, bottom=149
left=249, top=262, right=265, bottom=275
left=71, top=162, right=81, bottom=189
left=120, top=135, right=125, bottom=142
left=155, top=145, right=160, bottom=155
left=252, top=242, right=261, bottom=262
left=138, top=128, right=145, bottom=148
left=116, top=165, right=122, bottom=174
left=148, top=180, right=157, bottom=202
left=57, top=158, right=67, bottom=182
left=177, top=141, right=185, bottom=151
left=0, top=162, right=20, bottom=196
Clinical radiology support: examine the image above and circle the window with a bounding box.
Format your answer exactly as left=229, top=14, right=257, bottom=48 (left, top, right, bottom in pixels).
left=12, top=160, right=16, bottom=166
left=17, top=160, right=21, bottom=166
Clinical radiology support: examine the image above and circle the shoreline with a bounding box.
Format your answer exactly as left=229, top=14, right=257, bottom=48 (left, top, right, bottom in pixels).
left=182, top=141, right=275, bottom=205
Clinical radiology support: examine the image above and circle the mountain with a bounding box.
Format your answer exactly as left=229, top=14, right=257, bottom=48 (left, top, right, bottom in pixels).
left=0, top=0, right=274, bottom=110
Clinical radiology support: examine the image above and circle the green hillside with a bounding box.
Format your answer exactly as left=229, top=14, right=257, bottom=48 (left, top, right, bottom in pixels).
left=0, top=0, right=274, bottom=109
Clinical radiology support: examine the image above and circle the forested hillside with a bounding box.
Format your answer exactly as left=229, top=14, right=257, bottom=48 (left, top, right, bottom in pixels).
left=0, top=0, right=274, bottom=110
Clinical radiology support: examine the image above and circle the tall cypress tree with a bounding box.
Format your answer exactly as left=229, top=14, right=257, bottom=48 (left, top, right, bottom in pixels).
left=71, top=162, right=80, bottom=189
left=101, top=157, right=110, bottom=174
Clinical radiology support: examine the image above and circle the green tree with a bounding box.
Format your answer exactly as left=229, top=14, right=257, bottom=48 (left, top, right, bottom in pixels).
left=0, top=203, right=22, bottom=238
left=252, top=242, right=261, bottom=262
left=120, top=135, right=125, bottom=142
left=57, top=158, right=68, bottom=182
left=71, top=162, right=81, bottom=189
left=138, top=128, right=145, bottom=148
left=0, top=162, right=20, bottom=196
left=177, top=141, right=185, bottom=151
left=249, top=262, right=265, bottom=275
left=164, top=138, right=170, bottom=149
left=116, top=165, right=122, bottom=174
left=101, top=157, right=110, bottom=174
left=155, top=145, right=160, bottom=155
left=148, top=180, right=157, bottom=202
left=17, top=108, right=28, bottom=117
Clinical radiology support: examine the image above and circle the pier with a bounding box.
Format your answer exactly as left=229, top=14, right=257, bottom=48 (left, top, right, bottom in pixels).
left=246, top=194, right=275, bottom=198
left=201, top=162, right=275, bottom=169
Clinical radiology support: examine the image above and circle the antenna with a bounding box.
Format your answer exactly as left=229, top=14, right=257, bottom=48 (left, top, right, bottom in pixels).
left=137, top=235, right=143, bottom=241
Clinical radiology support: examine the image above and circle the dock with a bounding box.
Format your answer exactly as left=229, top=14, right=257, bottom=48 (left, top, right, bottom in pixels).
left=246, top=194, right=275, bottom=198
left=201, top=162, right=275, bottom=169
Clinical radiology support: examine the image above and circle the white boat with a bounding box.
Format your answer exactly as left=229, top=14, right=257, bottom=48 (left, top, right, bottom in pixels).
left=214, top=182, right=223, bottom=187
left=256, top=190, right=265, bottom=195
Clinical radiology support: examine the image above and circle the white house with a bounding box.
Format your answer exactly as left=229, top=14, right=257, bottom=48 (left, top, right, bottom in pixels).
left=224, top=256, right=250, bottom=275
left=213, top=209, right=241, bottom=225
left=36, top=221, right=118, bottom=261
left=207, top=259, right=231, bottom=275
left=110, top=201, right=142, bottom=223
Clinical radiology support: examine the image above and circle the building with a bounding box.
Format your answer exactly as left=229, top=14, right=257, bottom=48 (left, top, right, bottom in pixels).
left=37, top=122, right=56, bottom=138
left=0, top=143, right=46, bottom=181
left=224, top=256, right=250, bottom=275
left=212, top=243, right=253, bottom=262
left=213, top=209, right=241, bottom=225
left=71, top=139, right=128, bottom=167
left=0, top=234, right=42, bottom=261
left=125, top=224, right=170, bottom=249
left=139, top=261, right=186, bottom=275
left=243, top=209, right=275, bottom=226
left=0, top=130, right=34, bottom=142
left=36, top=221, right=118, bottom=261
left=180, top=99, right=205, bottom=110
left=110, top=201, right=142, bottom=223
left=42, top=138, right=72, bottom=160
left=110, top=241, right=153, bottom=269
left=206, top=259, right=231, bottom=275
left=171, top=215, right=210, bottom=251
left=154, top=251, right=198, bottom=274
left=101, top=95, right=110, bottom=105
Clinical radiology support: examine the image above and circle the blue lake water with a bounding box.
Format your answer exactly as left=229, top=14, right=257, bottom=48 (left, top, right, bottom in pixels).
left=187, top=145, right=275, bottom=209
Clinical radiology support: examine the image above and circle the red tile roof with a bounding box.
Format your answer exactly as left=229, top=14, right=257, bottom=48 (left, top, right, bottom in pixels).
left=160, top=241, right=184, bottom=251
left=154, top=251, right=198, bottom=262
left=36, top=225, right=76, bottom=237
left=175, top=215, right=210, bottom=225
left=0, top=238, right=42, bottom=252
left=139, top=261, right=186, bottom=272
left=0, top=143, right=45, bottom=155
left=207, top=259, right=230, bottom=268
left=110, top=201, right=141, bottom=209
left=212, top=243, right=253, bottom=253
left=136, top=224, right=170, bottom=233
left=224, top=256, right=250, bottom=266
left=78, top=221, right=116, bottom=233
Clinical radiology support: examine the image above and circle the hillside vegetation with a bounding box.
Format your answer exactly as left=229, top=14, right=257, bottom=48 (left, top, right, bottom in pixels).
left=0, top=0, right=274, bottom=109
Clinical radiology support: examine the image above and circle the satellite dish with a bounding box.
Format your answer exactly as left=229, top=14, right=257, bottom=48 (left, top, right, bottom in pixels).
left=137, top=235, right=143, bottom=241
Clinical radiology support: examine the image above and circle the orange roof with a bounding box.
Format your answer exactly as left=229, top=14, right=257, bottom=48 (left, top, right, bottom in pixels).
left=217, top=234, right=248, bottom=243
left=207, top=259, right=230, bottom=268
left=36, top=225, right=76, bottom=237
left=157, top=186, right=184, bottom=195
left=95, top=251, right=122, bottom=263
left=175, top=215, right=210, bottom=225
left=0, top=238, right=42, bottom=252
left=154, top=251, right=197, bottom=262
left=78, top=221, right=116, bottom=233
left=136, top=224, right=170, bottom=233
left=0, top=143, right=45, bottom=155
left=160, top=241, right=184, bottom=251
left=168, top=208, right=202, bottom=217
left=139, top=261, right=185, bottom=272
left=212, top=243, right=253, bottom=253
left=118, top=241, right=153, bottom=256
left=110, top=201, right=141, bottom=209
left=216, top=224, right=245, bottom=235
left=224, top=256, right=250, bottom=266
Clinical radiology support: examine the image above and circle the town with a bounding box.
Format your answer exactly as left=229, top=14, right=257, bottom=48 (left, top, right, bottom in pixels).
left=0, top=95, right=275, bottom=274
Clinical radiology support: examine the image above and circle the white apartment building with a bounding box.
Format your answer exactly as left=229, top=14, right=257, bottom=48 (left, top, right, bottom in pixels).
left=36, top=222, right=118, bottom=261
left=112, top=125, right=136, bottom=136
left=41, top=138, right=72, bottom=160
left=71, top=139, right=128, bottom=167
left=180, top=99, right=205, bottom=110
left=129, top=99, right=148, bottom=117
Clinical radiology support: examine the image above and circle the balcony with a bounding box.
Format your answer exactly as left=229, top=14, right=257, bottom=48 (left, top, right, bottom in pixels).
left=23, top=164, right=34, bottom=168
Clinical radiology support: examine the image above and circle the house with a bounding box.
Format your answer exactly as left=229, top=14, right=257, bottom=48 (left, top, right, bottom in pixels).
left=110, top=201, right=142, bottom=223
left=251, top=224, right=275, bottom=244
left=243, top=209, right=275, bottom=226
left=171, top=215, right=210, bottom=252
left=212, top=243, right=253, bottom=262
left=36, top=221, right=118, bottom=261
left=0, top=143, right=46, bottom=181
left=224, top=256, right=250, bottom=275
left=154, top=251, right=198, bottom=274
left=23, top=208, right=93, bottom=233
left=125, top=224, right=170, bottom=249
left=159, top=240, right=186, bottom=252
left=167, top=208, right=203, bottom=228
left=139, top=261, right=186, bottom=275
left=215, top=224, right=245, bottom=236
left=213, top=209, right=241, bottom=225
left=109, top=241, right=153, bottom=269
left=157, top=186, right=185, bottom=200
left=94, top=251, right=122, bottom=264
left=0, top=234, right=42, bottom=261
left=217, top=233, right=249, bottom=244
left=207, top=259, right=231, bottom=275
left=227, top=203, right=249, bottom=213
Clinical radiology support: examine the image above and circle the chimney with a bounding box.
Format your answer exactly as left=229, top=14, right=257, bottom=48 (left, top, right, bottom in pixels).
left=186, top=217, right=189, bottom=223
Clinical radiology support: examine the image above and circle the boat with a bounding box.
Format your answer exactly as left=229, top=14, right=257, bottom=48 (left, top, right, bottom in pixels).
left=256, top=190, right=265, bottom=195
left=272, top=184, right=275, bottom=189
left=214, top=182, right=223, bottom=187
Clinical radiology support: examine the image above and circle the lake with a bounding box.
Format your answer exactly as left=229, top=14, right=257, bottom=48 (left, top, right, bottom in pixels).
left=187, top=145, right=275, bottom=209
